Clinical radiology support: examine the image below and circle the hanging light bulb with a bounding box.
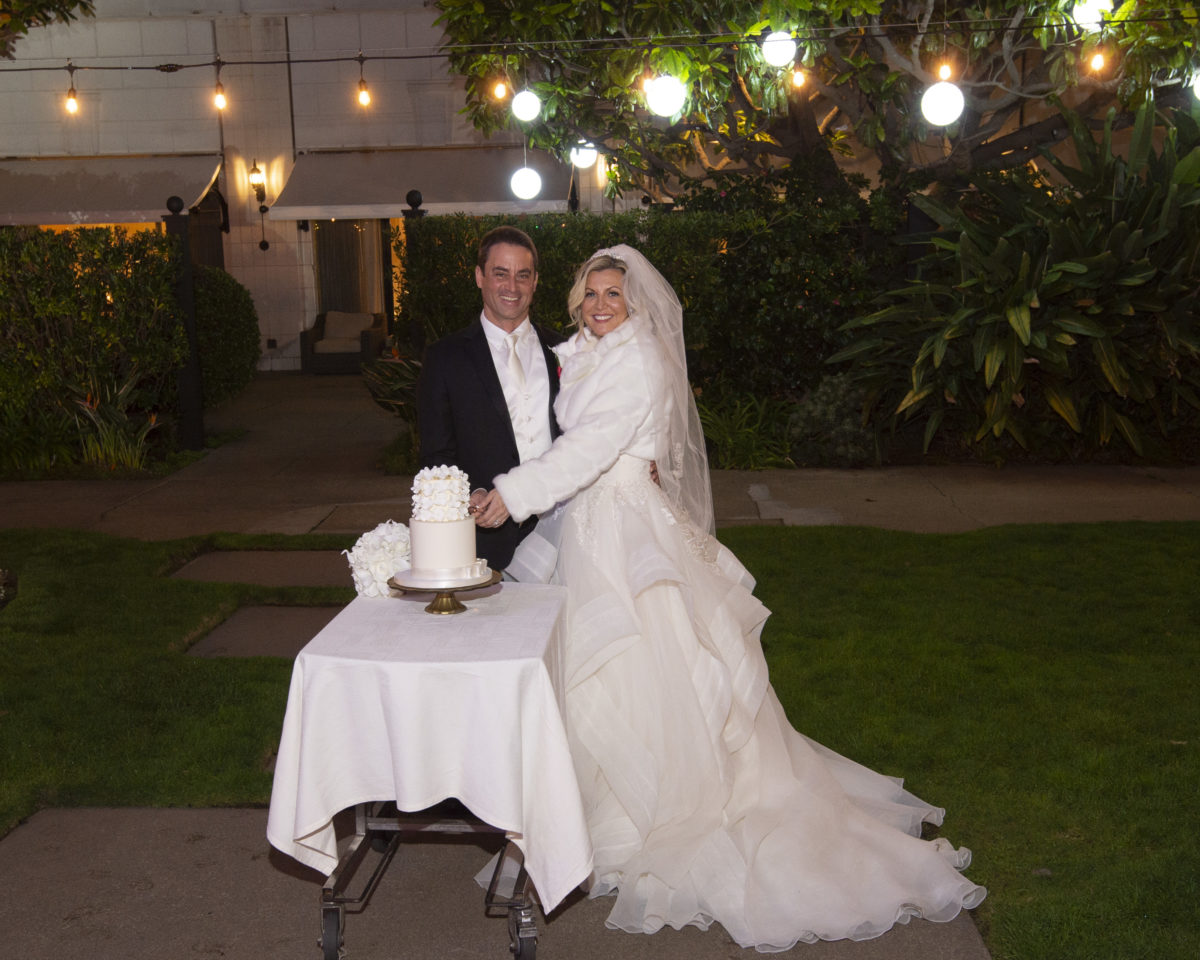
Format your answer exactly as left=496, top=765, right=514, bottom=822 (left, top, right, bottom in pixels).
left=64, top=63, right=78, bottom=114
left=512, top=89, right=541, bottom=122
left=1089, top=51, right=1106, bottom=72
left=510, top=166, right=542, bottom=199
left=357, top=78, right=371, bottom=106
left=644, top=74, right=686, bottom=117
left=920, top=65, right=964, bottom=126
left=493, top=80, right=508, bottom=100
left=1071, top=0, right=1112, bottom=33
left=569, top=141, right=598, bottom=169
left=762, top=31, right=797, bottom=68
left=791, top=69, right=806, bottom=89
left=213, top=58, right=227, bottom=111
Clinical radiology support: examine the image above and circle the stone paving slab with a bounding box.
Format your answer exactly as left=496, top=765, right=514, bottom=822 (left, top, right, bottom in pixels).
left=187, top=606, right=343, bottom=658
left=0, top=807, right=990, bottom=960
left=172, top=550, right=352, bottom=588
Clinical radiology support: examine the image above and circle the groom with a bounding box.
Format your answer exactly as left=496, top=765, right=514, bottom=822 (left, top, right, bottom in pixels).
left=416, top=226, right=563, bottom=573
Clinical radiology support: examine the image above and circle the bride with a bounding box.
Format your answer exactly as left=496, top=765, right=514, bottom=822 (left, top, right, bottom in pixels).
left=473, top=245, right=985, bottom=951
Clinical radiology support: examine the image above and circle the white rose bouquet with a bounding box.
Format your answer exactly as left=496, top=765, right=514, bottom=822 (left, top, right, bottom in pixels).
left=343, top=520, right=412, bottom=598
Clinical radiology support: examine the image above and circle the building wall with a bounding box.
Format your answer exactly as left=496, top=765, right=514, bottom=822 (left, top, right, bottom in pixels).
left=1, top=1, right=618, bottom=370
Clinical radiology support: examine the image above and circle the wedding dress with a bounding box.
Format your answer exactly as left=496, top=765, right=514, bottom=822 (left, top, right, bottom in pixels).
left=493, top=248, right=985, bottom=951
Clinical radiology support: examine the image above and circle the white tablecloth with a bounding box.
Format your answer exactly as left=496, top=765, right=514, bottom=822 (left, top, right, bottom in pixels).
left=266, top=583, right=594, bottom=913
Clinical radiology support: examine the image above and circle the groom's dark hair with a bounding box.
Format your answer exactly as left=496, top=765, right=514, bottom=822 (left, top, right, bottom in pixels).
left=477, top=225, right=539, bottom=273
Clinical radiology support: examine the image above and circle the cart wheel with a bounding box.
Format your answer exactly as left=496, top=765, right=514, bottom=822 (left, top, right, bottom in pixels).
left=508, top=905, right=537, bottom=960
left=320, top=905, right=343, bottom=960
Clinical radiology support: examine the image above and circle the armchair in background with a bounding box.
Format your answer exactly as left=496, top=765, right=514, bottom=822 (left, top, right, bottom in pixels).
left=300, top=311, right=386, bottom=374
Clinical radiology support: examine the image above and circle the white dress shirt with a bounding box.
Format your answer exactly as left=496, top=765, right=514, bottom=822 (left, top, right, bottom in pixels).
left=481, top=313, right=554, bottom=464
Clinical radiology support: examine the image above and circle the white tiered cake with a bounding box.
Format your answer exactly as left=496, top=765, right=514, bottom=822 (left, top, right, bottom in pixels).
left=404, top=465, right=489, bottom=586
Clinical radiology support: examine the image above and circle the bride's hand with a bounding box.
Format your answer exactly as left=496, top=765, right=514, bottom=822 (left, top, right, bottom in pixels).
left=474, top=489, right=511, bottom=528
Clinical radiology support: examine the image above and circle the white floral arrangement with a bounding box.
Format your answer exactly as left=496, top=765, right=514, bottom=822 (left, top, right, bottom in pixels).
left=411, top=464, right=471, bottom=522
left=343, top=520, right=412, bottom=598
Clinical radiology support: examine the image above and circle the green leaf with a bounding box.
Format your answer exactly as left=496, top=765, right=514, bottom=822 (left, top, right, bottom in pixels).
left=1043, top=382, right=1082, bottom=432
left=1092, top=337, right=1129, bottom=396
left=1006, top=303, right=1032, bottom=346
left=984, top=342, right=1004, bottom=388
left=896, top=384, right=934, bottom=414
left=1054, top=314, right=1109, bottom=338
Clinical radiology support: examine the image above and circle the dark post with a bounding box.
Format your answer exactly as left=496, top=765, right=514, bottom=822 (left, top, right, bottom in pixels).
left=163, top=195, right=205, bottom=450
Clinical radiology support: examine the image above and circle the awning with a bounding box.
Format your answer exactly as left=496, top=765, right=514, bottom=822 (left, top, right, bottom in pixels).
left=268, top=147, right=574, bottom=220
left=0, top=155, right=222, bottom=226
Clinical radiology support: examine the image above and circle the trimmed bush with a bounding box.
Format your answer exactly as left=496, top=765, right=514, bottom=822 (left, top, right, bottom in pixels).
left=193, top=265, right=262, bottom=407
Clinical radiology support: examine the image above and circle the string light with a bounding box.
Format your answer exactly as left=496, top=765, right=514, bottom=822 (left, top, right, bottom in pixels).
left=791, top=69, right=806, bottom=88
left=569, top=141, right=598, bottom=168
left=512, top=89, right=541, bottom=121
left=1072, top=0, right=1113, bottom=33
left=921, top=63, right=964, bottom=126
left=644, top=74, right=686, bottom=117
left=64, top=62, right=78, bottom=114
left=356, top=53, right=371, bottom=107
left=1089, top=51, right=1106, bottom=72
left=213, top=58, right=226, bottom=110
left=510, top=165, right=542, bottom=199
left=762, top=31, right=797, bottom=68
left=493, top=80, right=508, bottom=99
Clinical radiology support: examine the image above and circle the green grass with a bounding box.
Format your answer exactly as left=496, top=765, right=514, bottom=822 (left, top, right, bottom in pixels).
left=1, top=523, right=1197, bottom=959
left=722, top=523, right=1200, bottom=960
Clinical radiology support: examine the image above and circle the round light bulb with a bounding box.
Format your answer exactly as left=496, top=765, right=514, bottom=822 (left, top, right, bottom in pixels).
left=938, top=63, right=952, bottom=81
left=493, top=80, right=508, bottom=100
left=1089, top=52, right=1105, bottom=72
left=645, top=75, right=686, bottom=117
left=512, top=89, right=541, bottom=122
left=920, top=80, right=964, bottom=126
left=569, top=142, right=598, bottom=168
left=762, top=31, right=797, bottom=68
left=510, top=166, right=542, bottom=199
left=791, top=69, right=806, bottom=89
left=1071, top=0, right=1112, bottom=32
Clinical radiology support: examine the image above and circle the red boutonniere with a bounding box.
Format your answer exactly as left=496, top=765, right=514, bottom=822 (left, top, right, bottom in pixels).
left=556, top=365, right=563, bottom=379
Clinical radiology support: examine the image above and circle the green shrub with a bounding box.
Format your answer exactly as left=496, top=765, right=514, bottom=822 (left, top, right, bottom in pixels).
left=0, top=227, right=183, bottom=475
left=193, top=265, right=262, bottom=407
left=789, top=372, right=878, bottom=467
left=696, top=389, right=794, bottom=469
left=362, top=342, right=422, bottom=473
left=832, top=102, right=1200, bottom=462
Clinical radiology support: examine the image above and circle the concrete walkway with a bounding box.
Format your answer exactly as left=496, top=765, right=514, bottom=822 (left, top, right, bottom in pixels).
left=4, top=373, right=1199, bottom=960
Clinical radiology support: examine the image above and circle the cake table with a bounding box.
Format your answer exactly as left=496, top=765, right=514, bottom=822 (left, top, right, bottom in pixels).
left=266, top=582, right=593, bottom=959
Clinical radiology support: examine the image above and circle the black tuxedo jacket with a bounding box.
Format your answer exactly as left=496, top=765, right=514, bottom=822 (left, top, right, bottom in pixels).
left=417, top=318, right=564, bottom=570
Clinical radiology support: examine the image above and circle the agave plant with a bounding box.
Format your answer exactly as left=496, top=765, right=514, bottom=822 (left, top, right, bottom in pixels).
left=833, top=100, right=1200, bottom=458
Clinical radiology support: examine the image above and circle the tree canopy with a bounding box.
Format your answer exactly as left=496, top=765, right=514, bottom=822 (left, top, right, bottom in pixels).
left=0, top=1, right=93, bottom=59
left=435, top=1, right=1200, bottom=195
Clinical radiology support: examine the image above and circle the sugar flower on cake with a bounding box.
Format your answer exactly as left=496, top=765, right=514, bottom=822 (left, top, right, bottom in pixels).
left=343, top=519, right=411, bottom=598
left=411, top=465, right=471, bottom=522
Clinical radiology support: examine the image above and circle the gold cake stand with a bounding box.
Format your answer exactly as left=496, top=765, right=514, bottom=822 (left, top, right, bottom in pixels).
left=388, top=568, right=502, bottom=615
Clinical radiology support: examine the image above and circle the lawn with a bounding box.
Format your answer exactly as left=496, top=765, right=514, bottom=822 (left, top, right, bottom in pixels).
left=1, top=523, right=1197, bottom=960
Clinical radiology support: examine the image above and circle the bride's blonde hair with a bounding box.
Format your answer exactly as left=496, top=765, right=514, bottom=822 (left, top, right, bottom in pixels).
left=567, top=253, right=634, bottom=331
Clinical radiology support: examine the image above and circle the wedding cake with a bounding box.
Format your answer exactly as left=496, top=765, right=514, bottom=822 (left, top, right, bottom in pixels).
left=406, top=465, right=488, bottom=583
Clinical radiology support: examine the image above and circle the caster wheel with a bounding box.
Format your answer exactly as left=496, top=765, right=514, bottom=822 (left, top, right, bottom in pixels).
left=508, top=904, right=537, bottom=959
left=320, top=905, right=343, bottom=960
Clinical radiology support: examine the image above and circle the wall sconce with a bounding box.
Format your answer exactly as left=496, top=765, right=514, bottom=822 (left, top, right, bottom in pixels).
left=248, top=159, right=266, bottom=204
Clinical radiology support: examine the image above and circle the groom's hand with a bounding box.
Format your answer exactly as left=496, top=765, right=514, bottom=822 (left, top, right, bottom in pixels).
left=474, top=489, right=511, bottom=528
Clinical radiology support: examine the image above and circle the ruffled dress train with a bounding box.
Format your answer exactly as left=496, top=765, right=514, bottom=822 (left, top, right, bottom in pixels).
left=555, top=455, right=985, bottom=951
